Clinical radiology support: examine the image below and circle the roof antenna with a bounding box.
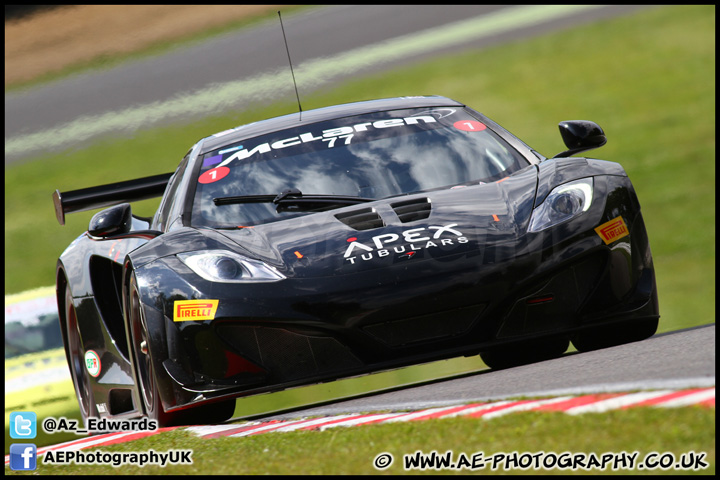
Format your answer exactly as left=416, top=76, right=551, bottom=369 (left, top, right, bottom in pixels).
left=278, top=11, right=302, bottom=121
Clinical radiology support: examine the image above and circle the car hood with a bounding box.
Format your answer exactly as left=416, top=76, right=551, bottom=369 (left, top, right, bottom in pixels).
left=211, top=166, right=538, bottom=278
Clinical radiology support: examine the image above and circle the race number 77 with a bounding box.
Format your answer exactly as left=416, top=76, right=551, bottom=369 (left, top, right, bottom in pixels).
left=323, top=134, right=354, bottom=148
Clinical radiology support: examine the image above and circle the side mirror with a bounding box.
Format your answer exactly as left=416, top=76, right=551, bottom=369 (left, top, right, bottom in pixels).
left=88, top=203, right=132, bottom=237
left=553, top=120, right=607, bottom=158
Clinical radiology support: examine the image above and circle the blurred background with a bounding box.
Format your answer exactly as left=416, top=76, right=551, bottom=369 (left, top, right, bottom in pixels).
left=5, top=5, right=714, bottom=450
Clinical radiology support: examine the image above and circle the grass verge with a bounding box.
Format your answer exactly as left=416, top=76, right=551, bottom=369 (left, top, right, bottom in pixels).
left=6, top=406, right=714, bottom=475
left=4, top=5, right=312, bottom=92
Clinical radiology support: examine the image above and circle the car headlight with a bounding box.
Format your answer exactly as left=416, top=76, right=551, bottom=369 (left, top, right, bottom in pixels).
left=528, top=177, right=594, bottom=232
left=177, top=250, right=285, bottom=283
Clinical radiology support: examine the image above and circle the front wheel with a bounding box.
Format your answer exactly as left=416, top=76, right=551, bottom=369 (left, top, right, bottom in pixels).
left=127, top=275, right=174, bottom=425
left=127, top=273, right=235, bottom=426
left=571, top=317, right=659, bottom=352
left=480, top=337, right=570, bottom=370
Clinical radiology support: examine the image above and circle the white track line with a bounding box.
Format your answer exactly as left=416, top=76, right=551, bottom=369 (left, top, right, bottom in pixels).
left=564, top=390, right=675, bottom=415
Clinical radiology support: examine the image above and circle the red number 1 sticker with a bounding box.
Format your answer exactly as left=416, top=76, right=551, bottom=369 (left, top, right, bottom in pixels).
left=199, top=166, right=230, bottom=184
left=454, top=120, right=487, bottom=132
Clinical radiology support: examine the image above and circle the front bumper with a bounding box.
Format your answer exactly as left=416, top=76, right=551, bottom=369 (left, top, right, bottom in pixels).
left=139, top=222, right=657, bottom=413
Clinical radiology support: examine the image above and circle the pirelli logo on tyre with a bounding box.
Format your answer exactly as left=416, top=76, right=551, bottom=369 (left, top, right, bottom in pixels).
left=173, top=300, right=219, bottom=322
left=595, top=216, right=630, bottom=245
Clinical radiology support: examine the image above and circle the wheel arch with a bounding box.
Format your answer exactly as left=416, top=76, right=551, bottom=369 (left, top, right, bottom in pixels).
left=121, top=257, right=176, bottom=415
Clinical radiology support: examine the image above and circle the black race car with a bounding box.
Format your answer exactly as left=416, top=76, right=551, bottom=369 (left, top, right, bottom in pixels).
left=53, top=96, right=659, bottom=426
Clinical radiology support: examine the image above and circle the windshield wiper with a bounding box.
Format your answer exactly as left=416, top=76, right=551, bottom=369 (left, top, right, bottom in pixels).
left=213, top=188, right=376, bottom=207
left=213, top=188, right=377, bottom=209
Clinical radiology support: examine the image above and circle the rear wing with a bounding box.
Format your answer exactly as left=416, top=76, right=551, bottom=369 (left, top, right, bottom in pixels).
left=53, top=172, right=173, bottom=225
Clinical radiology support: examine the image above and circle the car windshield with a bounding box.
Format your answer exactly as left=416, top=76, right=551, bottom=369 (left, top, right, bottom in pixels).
left=191, top=107, right=530, bottom=227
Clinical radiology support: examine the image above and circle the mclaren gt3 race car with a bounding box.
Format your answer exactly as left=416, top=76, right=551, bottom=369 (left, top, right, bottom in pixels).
left=53, top=96, right=659, bottom=426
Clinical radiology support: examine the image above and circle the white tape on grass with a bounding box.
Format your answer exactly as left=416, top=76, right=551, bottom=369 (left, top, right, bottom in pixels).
left=5, top=5, right=602, bottom=158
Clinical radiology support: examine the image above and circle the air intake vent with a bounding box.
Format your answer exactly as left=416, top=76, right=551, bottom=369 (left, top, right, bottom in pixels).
left=335, top=207, right=384, bottom=231
left=392, top=197, right=432, bottom=223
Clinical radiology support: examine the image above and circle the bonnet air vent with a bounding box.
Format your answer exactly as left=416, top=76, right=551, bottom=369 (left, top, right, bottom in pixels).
left=391, top=197, right=432, bottom=223
left=335, top=207, right=385, bottom=231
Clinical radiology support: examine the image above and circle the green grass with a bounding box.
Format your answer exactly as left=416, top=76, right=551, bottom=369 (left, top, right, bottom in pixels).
left=4, top=355, right=484, bottom=454
left=7, top=406, right=714, bottom=475
left=3, top=5, right=716, bottom=475
left=5, top=5, right=714, bottom=333
left=4, top=380, right=81, bottom=453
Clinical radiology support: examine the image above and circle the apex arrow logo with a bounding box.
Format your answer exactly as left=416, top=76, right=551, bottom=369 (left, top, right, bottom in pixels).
left=343, top=223, right=468, bottom=265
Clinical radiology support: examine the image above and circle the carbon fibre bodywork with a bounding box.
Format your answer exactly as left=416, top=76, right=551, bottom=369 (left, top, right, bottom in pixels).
left=54, top=96, right=659, bottom=426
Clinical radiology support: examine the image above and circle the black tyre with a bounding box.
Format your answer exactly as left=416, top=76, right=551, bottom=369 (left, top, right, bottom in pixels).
left=127, top=273, right=235, bottom=426
left=127, top=275, right=171, bottom=424
left=64, top=285, right=99, bottom=424
left=571, top=317, right=659, bottom=352
left=480, top=337, right=570, bottom=370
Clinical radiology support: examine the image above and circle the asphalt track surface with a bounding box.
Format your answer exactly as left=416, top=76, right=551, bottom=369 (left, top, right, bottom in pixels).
left=5, top=4, right=653, bottom=163
left=255, top=324, right=715, bottom=422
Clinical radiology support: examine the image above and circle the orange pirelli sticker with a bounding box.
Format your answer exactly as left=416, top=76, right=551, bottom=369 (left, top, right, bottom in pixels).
left=595, top=216, right=630, bottom=244
left=173, top=300, right=219, bottom=322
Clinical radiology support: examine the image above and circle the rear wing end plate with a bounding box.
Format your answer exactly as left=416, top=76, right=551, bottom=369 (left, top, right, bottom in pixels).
left=53, top=172, right=173, bottom=225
